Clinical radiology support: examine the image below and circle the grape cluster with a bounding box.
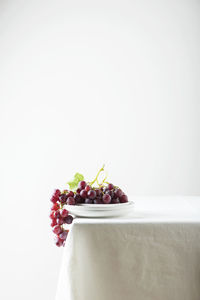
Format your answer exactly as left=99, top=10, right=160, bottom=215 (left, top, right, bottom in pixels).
left=49, top=189, right=73, bottom=247
left=50, top=181, right=128, bottom=247
left=66, top=181, right=128, bottom=205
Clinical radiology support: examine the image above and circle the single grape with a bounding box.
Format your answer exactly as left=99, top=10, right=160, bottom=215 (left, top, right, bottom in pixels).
left=59, top=230, right=68, bottom=240
left=50, top=196, right=58, bottom=203
left=78, top=181, right=87, bottom=190
left=53, top=225, right=62, bottom=235
left=54, top=211, right=60, bottom=219
left=54, top=236, right=63, bottom=247
left=60, top=209, right=68, bottom=218
left=76, top=188, right=81, bottom=194
left=57, top=218, right=64, bottom=225
left=85, top=185, right=91, bottom=192
left=107, top=183, right=114, bottom=190
left=67, top=197, right=75, bottom=205
left=120, top=194, right=128, bottom=203
left=49, top=212, right=55, bottom=219
left=80, top=189, right=87, bottom=199
left=95, top=189, right=101, bottom=196
left=64, top=215, right=73, bottom=224
left=51, top=203, right=60, bottom=211
left=53, top=189, right=61, bottom=198
left=85, top=198, right=93, bottom=204
left=103, top=194, right=111, bottom=204
left=66, top=191, right=74, bottom=198
left=111, top=197, right=120, bottom=204
left=87, top=190, right=96, bottom=199
left=105, top=190, right=114, bottom=198
left=94, top=198, right=103, bottom=204
left=115, top=188, right=123, bottom=198
left=74, top=194, right=83, bottom=204
left=60, top=194, right=67, bottom=204
left=50, top=219, right=57, bottom=227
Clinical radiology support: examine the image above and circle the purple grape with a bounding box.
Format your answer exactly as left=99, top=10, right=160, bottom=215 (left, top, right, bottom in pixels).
left=115, top=189, right=123, bottom=198
left=59, top=231, right=68, bottom=240
left=67, top=197, right=75, bottom=205
left=74, top=194, right=83, bottom=204
left=53, top=225, right=62, bottom=235
left=85, top=185, right=91, bottom=192
left=95, top=189, right=101, bottom=196
left=120, top=194, right=128, bottom=203
left=54, top=211, right=60, bottom=218
left=60, top=194, right=67, bottom=204
left=111, top=197, right=120, bottom=204
left=80, top=189, right=87, bottom=199
left=78, top=181, right=87, bottom=190
left=57, top=218, right=64, bottom=225
left=76, top=188, right=81, bottom=194
left=66, top=191, right=74, bottom=198
left=64, top=215, right=73, bottom=224
left=94, top=198, right=103, bottom=204
left=107, top=183, right=114, bottom=190
left=87, top=190, right=96, bottom=199
left=103, top=194, right=111, bottom=204
left=54, top=236, right=63, bottom=247
left=85, top=198, right=93, bottom=204
left=105, top=190, right=114, bottom=198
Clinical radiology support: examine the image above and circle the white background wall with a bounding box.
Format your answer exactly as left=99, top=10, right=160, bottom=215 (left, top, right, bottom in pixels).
left=0, top=0, right=200, bottom=299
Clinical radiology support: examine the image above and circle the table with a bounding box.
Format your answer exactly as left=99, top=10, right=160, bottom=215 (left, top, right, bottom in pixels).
left=55, top=197, right=200, bottom=300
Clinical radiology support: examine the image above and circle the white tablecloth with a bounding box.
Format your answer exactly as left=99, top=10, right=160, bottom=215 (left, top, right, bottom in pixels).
left=56, top=197, right=200, bottom=300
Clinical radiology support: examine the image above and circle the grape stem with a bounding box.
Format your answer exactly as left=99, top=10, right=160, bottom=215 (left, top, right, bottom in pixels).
left=89, top=164, right=107, bottom=187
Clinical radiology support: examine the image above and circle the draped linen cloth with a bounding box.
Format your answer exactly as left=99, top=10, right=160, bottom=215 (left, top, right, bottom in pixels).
left=55, top=197, right=200, bottom=300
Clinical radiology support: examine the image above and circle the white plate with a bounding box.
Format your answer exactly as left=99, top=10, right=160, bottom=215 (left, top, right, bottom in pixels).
left=64, top=201, right=134, bottom=218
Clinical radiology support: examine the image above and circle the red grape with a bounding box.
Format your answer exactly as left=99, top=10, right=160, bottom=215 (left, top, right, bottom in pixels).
left=87, top=190, right=96, bottom=199
left=59, top=230, right=68, bottom=240
left=85, top=185, right=91, bottom=192
left=107, top=183, right=114, bottom=190
left=80, top=189, right=87, bottom=199
left=95, top=189, right=101, bottom=196
left=120, top=194, right=128, bottom=203
left=67, top=197, right=75, bottom=205
left=60, top=194, right=67, bottom=204
left=85, top=198, right=93, bottom=204
left=76, top=188, right=81, bottom=194
left=54, top=236, right=63, bottom=247
left=53, top=225, right=62, bottom=235
left=57, top=218, right=64, bottom=225
left=74, top=194, right=83, bottom=204
left=67, top=191, right=74, bottom=197
left=115, top=189, right=123, bottom=198
left=51, top=203, right=60, bottom=211
left=60, top=209, right=68, bottom=218
left=54, top=211, right=60, bottom=218
left=49, top=212, right=55, bottom=219
left=64, top=215, right=73, bottom=224
left=78, top=181, right=87, bottom=190
left=53, top=189, right=61, bottom=197
left=51, top=219, right=57, bottom=227
left=50, top=196, right=58, bottom=203
left=103, top=194, right=111, bottom=204
left=94, top=199, right=103, bottom=204
left=112, top=197, right=120, bottom=204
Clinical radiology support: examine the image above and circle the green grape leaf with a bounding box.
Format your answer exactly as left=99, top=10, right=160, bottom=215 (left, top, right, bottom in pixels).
left=67, top=173, right=84, bottom=191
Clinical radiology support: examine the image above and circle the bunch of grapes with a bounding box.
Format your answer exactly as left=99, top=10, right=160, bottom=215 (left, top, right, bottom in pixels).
left=49, top=189, right=73, bottom=247
left=71, top=181, right=128, bottom=204
left=50, top=166, right=128, bottom=247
